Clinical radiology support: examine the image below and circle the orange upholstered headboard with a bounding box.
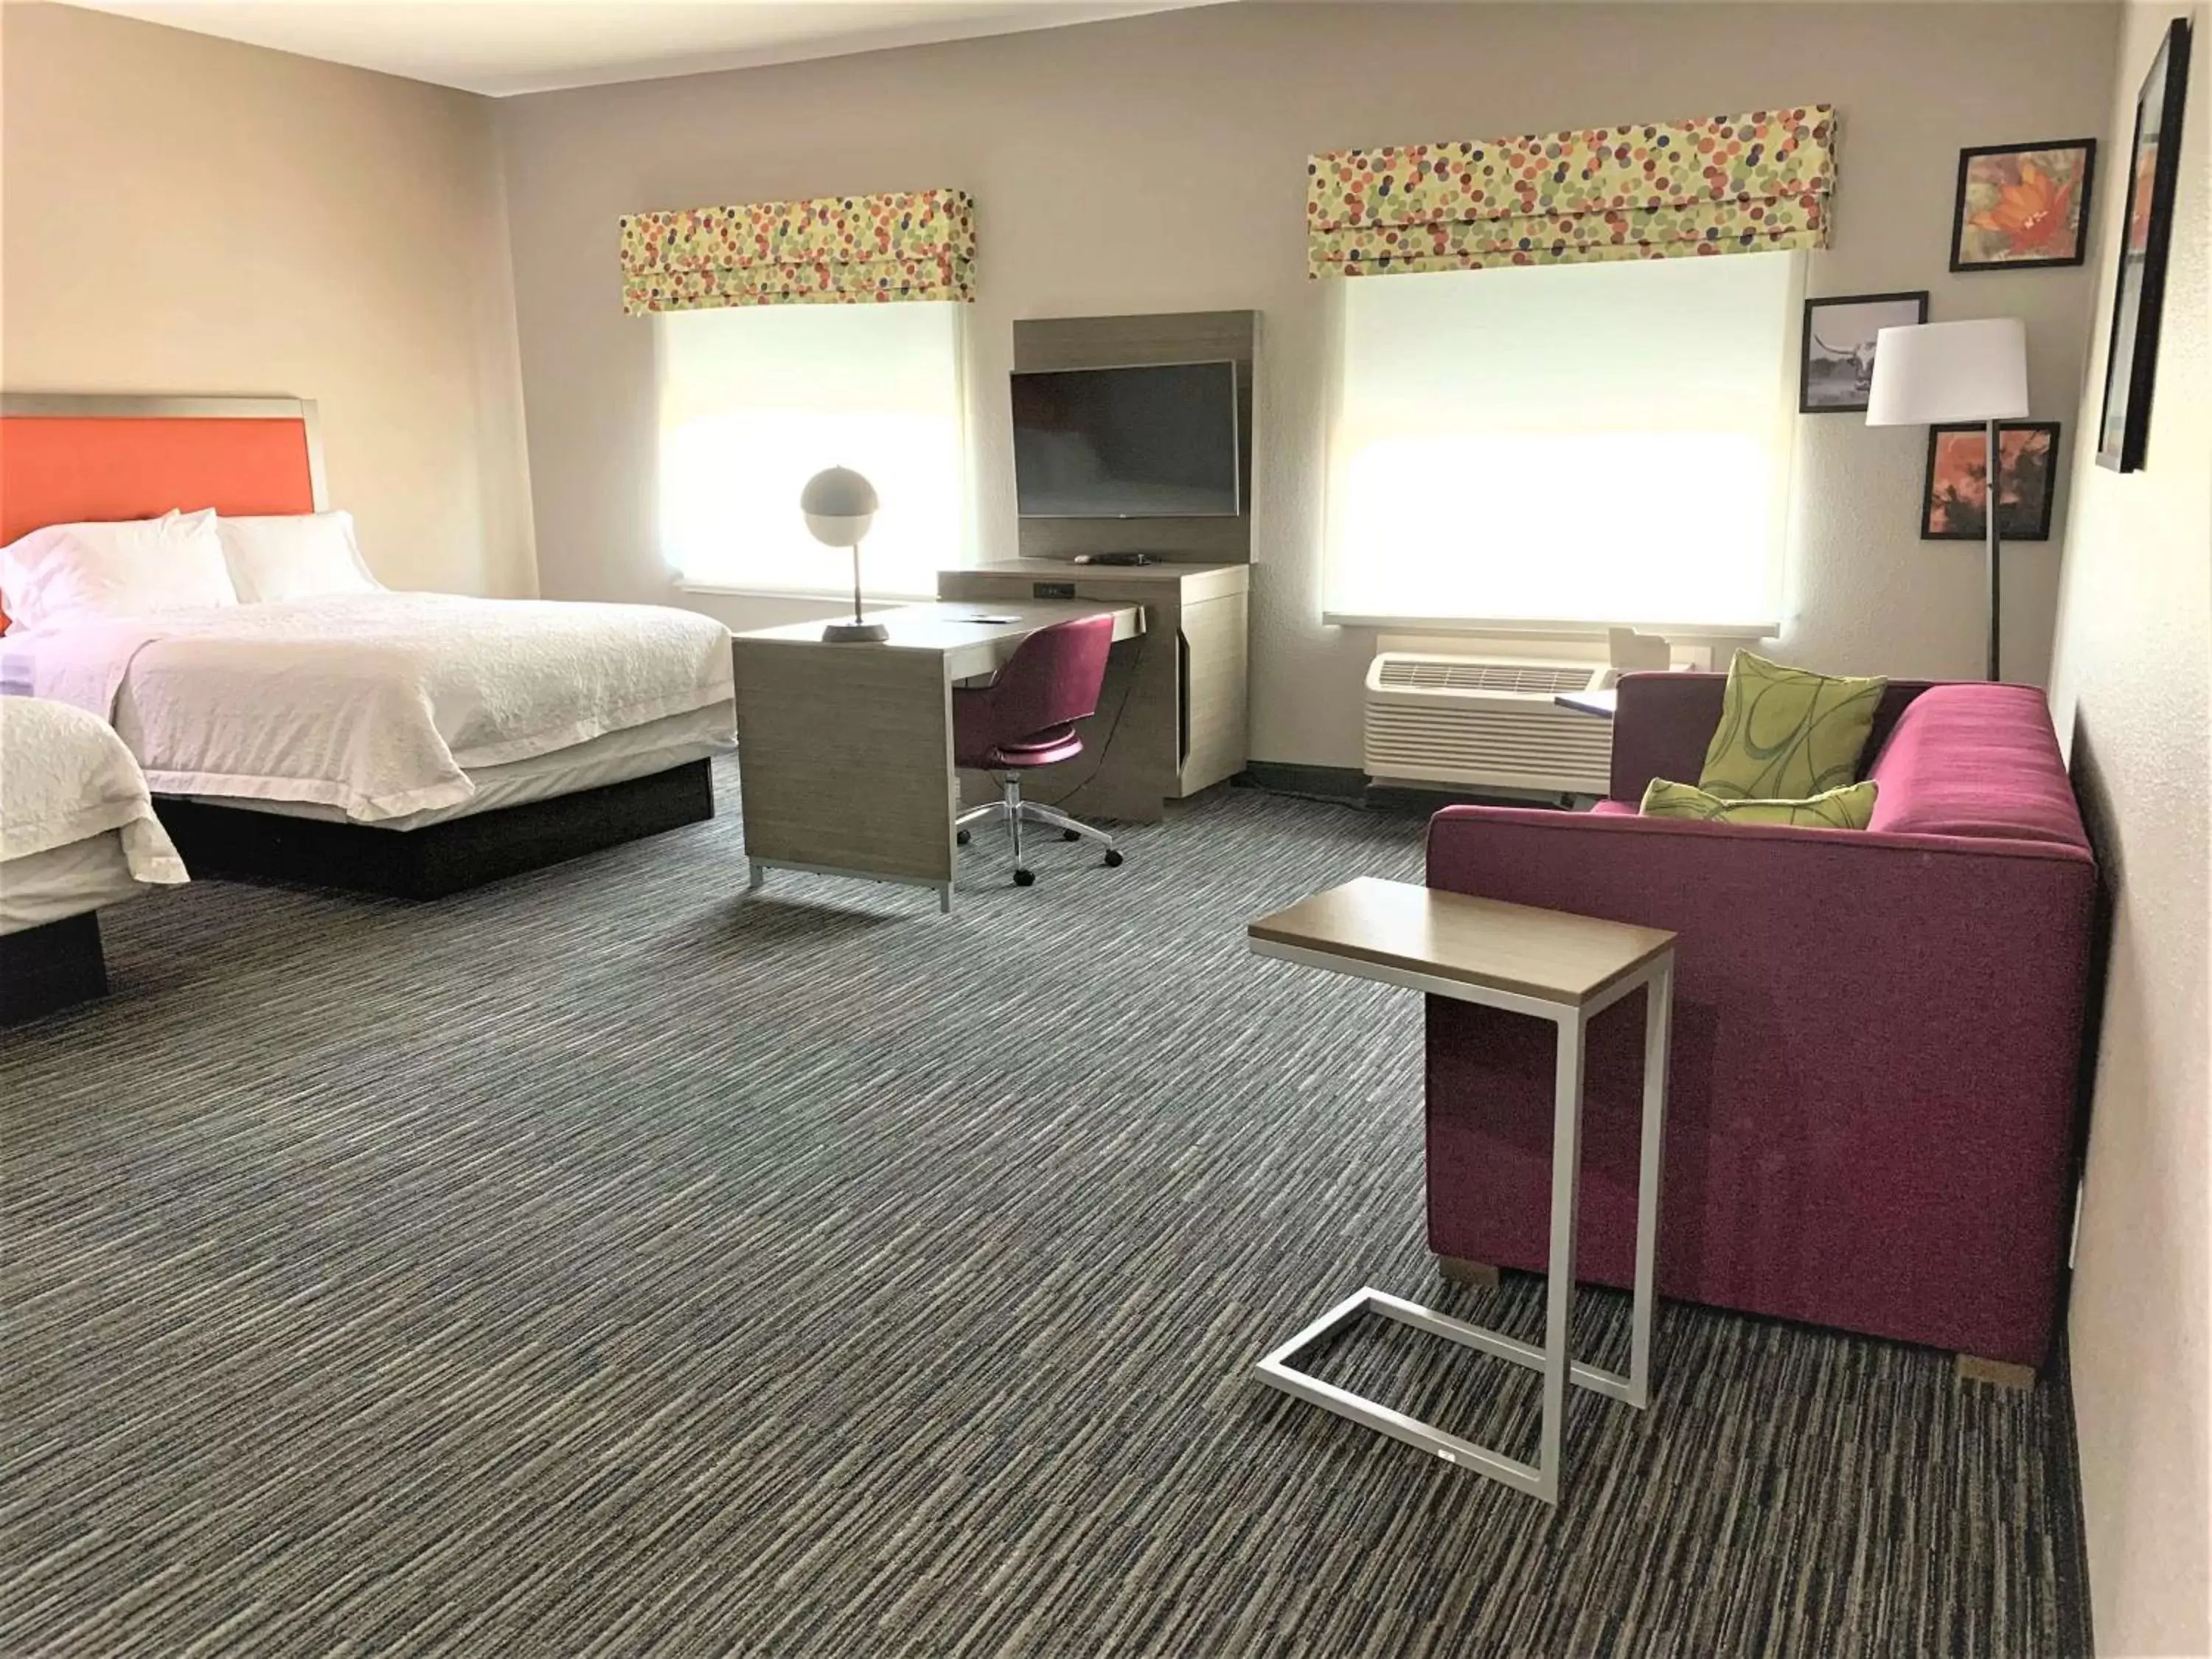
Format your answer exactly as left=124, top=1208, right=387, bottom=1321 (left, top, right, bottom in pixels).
left=0, top=394, right=326, bottom=629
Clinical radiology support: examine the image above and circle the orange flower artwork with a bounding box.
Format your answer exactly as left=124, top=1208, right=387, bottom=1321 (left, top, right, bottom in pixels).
left=1951, top=141, right=2096, bottom=271
left=1970, top=161, right=2073, bottom=251
left=1922, top=422, right=2060, bottom=541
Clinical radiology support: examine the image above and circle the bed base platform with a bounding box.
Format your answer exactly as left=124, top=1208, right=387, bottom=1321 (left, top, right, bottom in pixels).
left=1, top=913, right=109, bottom=1024
left=154, top=759, right=715, bottom=900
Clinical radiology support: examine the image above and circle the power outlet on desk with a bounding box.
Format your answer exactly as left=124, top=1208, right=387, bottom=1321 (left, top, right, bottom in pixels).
left=1033, top=581, right=1076, bottom=599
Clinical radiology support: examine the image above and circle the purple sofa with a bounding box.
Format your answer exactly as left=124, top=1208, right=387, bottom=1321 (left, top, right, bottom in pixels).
left=1423, top=674, right=2095, bottom=1369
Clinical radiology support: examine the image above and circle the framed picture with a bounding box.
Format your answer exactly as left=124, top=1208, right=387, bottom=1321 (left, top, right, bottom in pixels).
left=2097, top=18, right=2192, bottom=471
left=1950, top=139, right=2097, bottom=270
left=1800, top=291, right=1930, bottom=413
left=1921, top=421, right=2062, bottom=540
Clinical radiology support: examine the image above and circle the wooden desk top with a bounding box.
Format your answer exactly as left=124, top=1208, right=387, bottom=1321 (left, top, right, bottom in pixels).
left=1248, top=877, right=1674, bottom=1007
left=735, top=599, right=1142, bottom=649
left=735, top=600, right=1142, bottom=681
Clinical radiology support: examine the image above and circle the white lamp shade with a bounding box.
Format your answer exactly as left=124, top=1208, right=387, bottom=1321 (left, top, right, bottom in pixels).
left=799, top=466, right=879, bottom=548
left=1865, top=318, right=2030, bottom=425
left=804, top=510, right=873, bottom=547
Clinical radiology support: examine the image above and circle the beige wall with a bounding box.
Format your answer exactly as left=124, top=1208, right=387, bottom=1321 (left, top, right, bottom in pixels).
left=497, top=1, right=2116, bottom=767
left=2048, top=6, right=2212, bottom=1655
left=0, top=2, right=536, bottom=599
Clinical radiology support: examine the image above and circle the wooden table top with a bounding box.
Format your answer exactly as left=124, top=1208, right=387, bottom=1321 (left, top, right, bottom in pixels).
left=1248, top=877, right=1674, bottom=1007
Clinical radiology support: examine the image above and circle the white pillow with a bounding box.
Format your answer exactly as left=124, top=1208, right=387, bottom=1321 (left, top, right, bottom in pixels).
left=215, top=511, right=383, bottom=604
left=0, top=509, right=235, bottom=635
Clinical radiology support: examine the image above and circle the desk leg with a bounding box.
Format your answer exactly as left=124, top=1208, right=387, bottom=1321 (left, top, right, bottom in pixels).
left=1628, top=955, right=1673, bottom=1409
left=1536, top=1011, right=1587, bottom=1506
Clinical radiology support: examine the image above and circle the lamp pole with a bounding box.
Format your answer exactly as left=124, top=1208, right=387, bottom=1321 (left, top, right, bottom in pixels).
left=1984, top=417, right=2002, bottom=682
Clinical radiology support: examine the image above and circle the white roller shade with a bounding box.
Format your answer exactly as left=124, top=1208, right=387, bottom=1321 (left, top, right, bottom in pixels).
left=656, top=301, right=965, bottom=598
left=1326, top=251, right=1801, bottom=630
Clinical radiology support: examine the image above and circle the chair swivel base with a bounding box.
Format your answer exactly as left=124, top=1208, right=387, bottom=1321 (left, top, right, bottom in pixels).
left=956, top=773, right=1122, bottom=886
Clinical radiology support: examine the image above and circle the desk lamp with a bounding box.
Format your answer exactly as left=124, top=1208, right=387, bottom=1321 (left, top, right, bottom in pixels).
left=801, top=465, right=884, bottom=643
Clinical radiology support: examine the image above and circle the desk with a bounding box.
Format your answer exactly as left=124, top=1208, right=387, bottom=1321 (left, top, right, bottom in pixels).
left=1245, top=877, right=1674, bottom=1503
left=733, top=601, right=1144, bottom=913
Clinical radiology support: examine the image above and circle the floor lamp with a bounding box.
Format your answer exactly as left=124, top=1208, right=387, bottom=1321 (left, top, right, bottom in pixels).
left=1865, top=318, right=2030, bottom=682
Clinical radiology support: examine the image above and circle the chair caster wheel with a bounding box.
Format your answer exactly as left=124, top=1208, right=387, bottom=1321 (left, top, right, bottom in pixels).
left=1102, top=849, right=1124, bottom=868
left=956, top=830, right=970, bottom=846
left=1013, top=868, right=1036, bottom=888
left=1062, top=829, right=1081, bottom=841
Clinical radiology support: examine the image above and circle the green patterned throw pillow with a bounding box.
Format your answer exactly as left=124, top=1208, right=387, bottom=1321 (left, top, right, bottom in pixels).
left=1697, top=651, right=1887, bottom=800
left=1641, top=777, right=1879, bottom=830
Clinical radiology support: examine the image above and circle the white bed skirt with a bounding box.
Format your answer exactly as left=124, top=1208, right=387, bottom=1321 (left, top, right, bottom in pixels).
left=177, top=701, right=734, bottom=832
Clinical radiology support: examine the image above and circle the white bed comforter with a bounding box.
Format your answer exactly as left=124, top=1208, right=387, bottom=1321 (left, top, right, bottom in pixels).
left=24, top=593, right=735, bottom=824
left=0, top=695, right=188, bottom=883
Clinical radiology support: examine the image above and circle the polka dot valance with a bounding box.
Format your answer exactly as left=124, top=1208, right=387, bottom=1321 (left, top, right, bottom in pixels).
left=620, top=188, right=975, bottom=313
left=1307, top=107, right=1837, bottom=278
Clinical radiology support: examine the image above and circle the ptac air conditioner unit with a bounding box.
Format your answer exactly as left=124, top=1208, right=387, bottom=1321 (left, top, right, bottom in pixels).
left=1363, top=654, right=1613, bottom=796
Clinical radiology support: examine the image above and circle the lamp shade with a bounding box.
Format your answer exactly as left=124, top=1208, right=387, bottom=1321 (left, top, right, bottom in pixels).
left=799, top=466, right=879, bottom=548
left=1865, top=318, right=2030, bottom=425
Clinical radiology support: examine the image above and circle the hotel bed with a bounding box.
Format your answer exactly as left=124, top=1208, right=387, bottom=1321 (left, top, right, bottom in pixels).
left=1, top=695, right=189, bottom=1022
left=0, top=394, right=735, bottom=897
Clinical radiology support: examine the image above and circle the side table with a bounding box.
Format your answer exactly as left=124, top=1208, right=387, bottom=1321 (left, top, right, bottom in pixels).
left=1245, top=876, right=1675, bottom=1504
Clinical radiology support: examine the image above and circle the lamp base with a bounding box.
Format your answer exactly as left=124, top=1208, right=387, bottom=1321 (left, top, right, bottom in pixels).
left=821, top=620, right=889, bottom=644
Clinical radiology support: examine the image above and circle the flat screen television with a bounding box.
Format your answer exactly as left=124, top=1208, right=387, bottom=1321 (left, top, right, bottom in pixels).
left=1011, top=361, right=1240, bottom=519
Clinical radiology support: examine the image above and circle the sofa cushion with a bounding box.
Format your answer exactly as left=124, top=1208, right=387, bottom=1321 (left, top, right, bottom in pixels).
left=1697, top=650, right=1888, bottom=800
left=1865, top=684, right=2087, bottom=846
left=1641, top=777, right=1879, bottom=829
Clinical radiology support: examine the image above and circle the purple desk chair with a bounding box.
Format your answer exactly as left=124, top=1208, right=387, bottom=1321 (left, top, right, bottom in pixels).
left=953, top=613, right=1126, bottom=888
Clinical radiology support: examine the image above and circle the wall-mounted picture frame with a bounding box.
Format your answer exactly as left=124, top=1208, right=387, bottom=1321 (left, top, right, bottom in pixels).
left=1800, top=291, right=1930, bottom=413
left=2097, top=17, right=2192, bottom=472
left=1950, top=139, right=2097, bottom=271
left=1922, top=421, right=2062, bottom=541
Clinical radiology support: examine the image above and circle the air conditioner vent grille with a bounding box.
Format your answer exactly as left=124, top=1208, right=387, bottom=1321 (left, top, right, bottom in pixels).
left=1374, top=659, right=1596, bottom=695
left=1362, top=652, right=1612, bottom=796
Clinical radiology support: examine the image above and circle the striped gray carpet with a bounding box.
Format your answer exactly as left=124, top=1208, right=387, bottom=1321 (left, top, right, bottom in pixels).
left=1, top=759, right=2091, bottom=1657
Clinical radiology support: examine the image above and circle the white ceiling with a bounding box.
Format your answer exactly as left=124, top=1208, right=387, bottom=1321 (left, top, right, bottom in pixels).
left=53, top=0, right=1231, bottom=97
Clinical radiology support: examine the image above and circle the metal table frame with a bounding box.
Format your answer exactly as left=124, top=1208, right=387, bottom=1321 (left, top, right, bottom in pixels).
left=1246, top=939, right=1674, bottom=1505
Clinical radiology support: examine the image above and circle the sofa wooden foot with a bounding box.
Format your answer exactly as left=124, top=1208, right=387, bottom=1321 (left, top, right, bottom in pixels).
left=1956, top=1353, right=2037, bottom=1390
left=1437, top=1256, right=1501, bottom=1290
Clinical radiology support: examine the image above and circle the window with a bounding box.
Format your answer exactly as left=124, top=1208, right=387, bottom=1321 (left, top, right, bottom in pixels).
left=656, top=302, right=964, bottom=597
left=1325, top=253, right=1801, bottom=631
